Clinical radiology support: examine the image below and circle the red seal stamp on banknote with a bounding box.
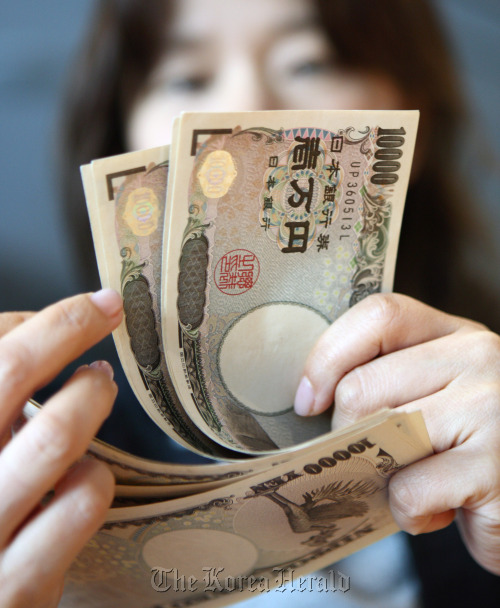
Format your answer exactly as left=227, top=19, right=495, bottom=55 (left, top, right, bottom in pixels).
left=214, top=249, right=260, bottom=295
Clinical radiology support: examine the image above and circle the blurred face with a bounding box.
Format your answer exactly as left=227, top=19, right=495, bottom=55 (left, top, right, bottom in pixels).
left=126, top=0, right=405, bottom=150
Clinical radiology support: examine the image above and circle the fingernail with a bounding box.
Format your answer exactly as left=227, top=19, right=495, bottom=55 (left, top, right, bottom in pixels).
left=89, top=360, right=114, bottom=380
left=90, top=289, right=122, bottom=317
left=294, top=376, right=315, bottom=416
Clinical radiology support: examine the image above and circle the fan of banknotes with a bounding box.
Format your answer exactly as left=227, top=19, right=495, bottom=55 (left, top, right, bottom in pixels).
left=25, top=110, right=432, bottom=608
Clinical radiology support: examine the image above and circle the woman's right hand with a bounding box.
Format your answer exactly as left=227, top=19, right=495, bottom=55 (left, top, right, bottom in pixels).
left=0, top=289, right=123, bottom=607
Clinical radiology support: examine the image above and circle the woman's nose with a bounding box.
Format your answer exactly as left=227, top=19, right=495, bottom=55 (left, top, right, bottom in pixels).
left=215, top=56, right=280, bottom=112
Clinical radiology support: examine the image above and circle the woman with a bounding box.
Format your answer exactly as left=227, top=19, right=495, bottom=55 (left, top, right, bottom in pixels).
left=61, top=0, right=499, bottom=329
left=0, top=1, right=498, bottom=606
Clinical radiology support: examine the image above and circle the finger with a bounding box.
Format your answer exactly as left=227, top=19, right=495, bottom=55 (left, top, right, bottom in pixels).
left=294, top=293, right=483, bottom=416
left=389, top=443, right=500, bottom=575
left=0, top=312, right=35, bottom=339
left=415, top=510, right=456, bottom=533
left=0, top=362, right=117, bottom=547
left=0, top=574, right=65, bottom=608
left=0, top=289, right=122, bottom=429
left=403, top=379, right=498, bottom=453
left=0, top=459, right=113, bottom=607
left=0, top=430, right=11, bottom=451
left=332, top=372, right=499, bottom=454
left=331, top=329, right=500, bottom=430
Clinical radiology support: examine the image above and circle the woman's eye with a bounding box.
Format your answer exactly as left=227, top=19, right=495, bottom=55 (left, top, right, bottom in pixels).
left=290, top=58, right=331, bottom=77
left=166, top=75, right=211, bottom=92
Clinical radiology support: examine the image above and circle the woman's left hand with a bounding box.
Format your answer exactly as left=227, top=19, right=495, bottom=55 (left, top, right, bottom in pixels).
left=0, top=292, right=122, bottom=607
left=294, top=293, right=500, bottom=575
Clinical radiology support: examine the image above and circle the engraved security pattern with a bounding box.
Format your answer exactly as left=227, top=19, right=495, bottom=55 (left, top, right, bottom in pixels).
left=177, top=235, right=209, bottom=329
left=123, top=277, right=161, bottom=369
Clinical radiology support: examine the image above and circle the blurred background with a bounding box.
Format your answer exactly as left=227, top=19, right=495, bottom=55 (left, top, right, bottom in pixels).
left=1, top=0, right=499, bottom=312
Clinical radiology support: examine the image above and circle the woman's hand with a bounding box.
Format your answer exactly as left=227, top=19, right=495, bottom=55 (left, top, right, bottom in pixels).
left=0, top=290, right=123, bottom=607
left=294, top=293, right=500, bottom=575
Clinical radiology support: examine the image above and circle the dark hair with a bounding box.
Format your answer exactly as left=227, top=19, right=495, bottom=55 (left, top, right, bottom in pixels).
left=59, top=0, right=498, bottom=330
left=59, top=0, right=171, bottom=287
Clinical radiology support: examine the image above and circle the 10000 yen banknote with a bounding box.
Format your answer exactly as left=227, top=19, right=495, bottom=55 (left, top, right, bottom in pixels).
left=163, top=110, right=419, bottom=453
left=60, top=409, right=431, bottom=608
left=83, top=146, right=252, bottom=460
left=22, top=400, right=302, bottom=498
